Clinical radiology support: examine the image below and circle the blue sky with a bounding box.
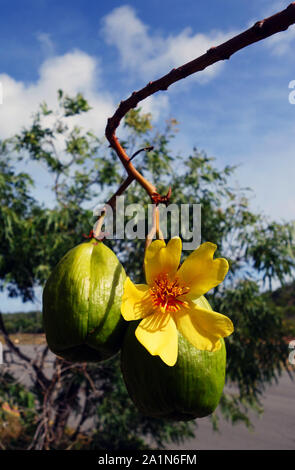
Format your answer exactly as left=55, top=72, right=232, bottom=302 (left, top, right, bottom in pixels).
left=0, top=0, right=294, bottom=312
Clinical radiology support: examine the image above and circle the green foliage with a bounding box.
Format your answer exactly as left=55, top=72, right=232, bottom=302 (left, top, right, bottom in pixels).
left=124, top=108, right=153, bottom=135
left=212, top=280, right=288, bottom=398
left=0, top=91, right=294, bottom=449
left=263, top=281, right=295, bottom=337
left=245, top=222, right=295, bottom=289
left=0, top=370, right=38, bottom=449
left=58, top=89, right=92, bottom=116
left=1, top=311, right=43, bottom=334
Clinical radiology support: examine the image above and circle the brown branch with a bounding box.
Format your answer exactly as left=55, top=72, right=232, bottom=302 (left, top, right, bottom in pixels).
left=130, top=145, right=154, bottom=161
left=105, top=2, right=295, bottom=198
left=101, top=147, right=154, bottom=209
left=92, top=147, right=155, bottom=238
left=104, top=134, right=157, bottom=200
left=0, top=312, right=52, bottom=395
left=92, top=175, right=135, bottom=239
left=106, top=173, right=135, bottom=209
left=0, top=312, right=31, bottom=364
left=38, top=345, right=49, bottom=370
left=69, top=382, right=91, bottom=442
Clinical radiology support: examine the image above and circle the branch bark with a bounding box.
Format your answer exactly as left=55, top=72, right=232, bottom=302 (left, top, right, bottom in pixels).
left=105, top=2, right=295, bottom=198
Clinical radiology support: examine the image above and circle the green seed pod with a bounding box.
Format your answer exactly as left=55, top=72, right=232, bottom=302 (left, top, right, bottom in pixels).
left=43, top=238, right=127, bottom=362
left=120, top=296, right=226, bottom=421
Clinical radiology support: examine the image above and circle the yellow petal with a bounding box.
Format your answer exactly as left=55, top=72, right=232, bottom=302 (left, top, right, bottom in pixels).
left=121, top=277, right=153, bottom=321
left=144, top=237, right=182, bottom=286
left=177, top=242, right=229, bottom=299
left=135, top=312, right=178, bottom=366
left=174, top=302, right=234, bottom=352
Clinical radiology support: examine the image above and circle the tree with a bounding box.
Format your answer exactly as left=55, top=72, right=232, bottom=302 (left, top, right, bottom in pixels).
left=0, top=91, right=294, bottom=449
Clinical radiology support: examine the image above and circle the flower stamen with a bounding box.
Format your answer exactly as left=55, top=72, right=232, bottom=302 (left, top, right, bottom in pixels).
left=150, top=274, right=190, bottom=313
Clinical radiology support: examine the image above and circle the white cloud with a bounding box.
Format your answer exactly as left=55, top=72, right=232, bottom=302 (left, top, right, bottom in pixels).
left=101, top=5, right=237, bottom=84
left=38, top=51, right=97, bottom=96
left=265, top=25, right=295, bottom=56
left=36, top=32, right=55, bottom=56
left=1, top=5, right=236, bottom=143
left=0, top=46, right=171, bottom=143
left=260, top=0, right=295, bottom=56
left=140, top=93, right=170, bottom=121
left=0, top=45, right=171, bottom=206
left=262, top=0, right=289, bottom=18
left=0, top=50, right=116, bottom=140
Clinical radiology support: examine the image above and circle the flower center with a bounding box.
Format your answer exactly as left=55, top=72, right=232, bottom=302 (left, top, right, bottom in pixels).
left=150, top=274, right=190, bottom=313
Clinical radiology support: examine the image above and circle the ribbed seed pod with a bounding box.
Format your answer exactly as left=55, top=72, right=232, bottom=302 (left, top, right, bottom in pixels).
left=43, top=238, right=126, bottom=362
left=120, top=296, right=226, bottom=421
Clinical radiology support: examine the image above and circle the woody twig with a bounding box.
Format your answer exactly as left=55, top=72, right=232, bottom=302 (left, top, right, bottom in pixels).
left=105, top=3, right=295, bottom=201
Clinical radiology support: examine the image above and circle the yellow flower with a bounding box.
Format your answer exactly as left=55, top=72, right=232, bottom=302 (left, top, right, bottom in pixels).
left=121, top=237, right=234, bottom=367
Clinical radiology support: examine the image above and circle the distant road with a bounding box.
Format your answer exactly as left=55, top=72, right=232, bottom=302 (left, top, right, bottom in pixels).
left=168, top=370, right=295, bottom=450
